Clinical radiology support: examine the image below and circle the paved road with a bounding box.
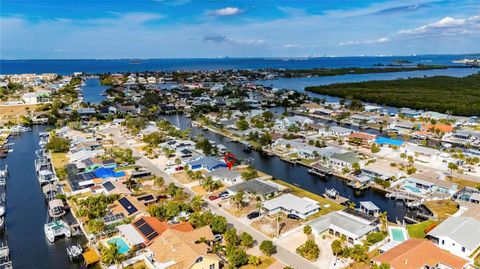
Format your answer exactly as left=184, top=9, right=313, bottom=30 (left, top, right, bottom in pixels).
left=106, top=126, right=317, bottom=269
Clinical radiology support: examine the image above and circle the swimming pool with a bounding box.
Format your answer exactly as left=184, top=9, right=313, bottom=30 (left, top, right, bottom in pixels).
left=404, top=184, right=421, bottom=193
left=107, top=238, right=130, bottom=254
left=375, top=137, right=404, bottom=147
left=389, top=227, right=408, bottom=242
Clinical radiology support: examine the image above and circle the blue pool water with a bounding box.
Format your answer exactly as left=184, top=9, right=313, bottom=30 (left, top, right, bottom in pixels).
left=404, top=185, right=421, bottom=193
left=375, top=137, right=404, bottom=147
left=390, top=227, right=407, bottom=242
left=107, top=238, right=130, bottom=254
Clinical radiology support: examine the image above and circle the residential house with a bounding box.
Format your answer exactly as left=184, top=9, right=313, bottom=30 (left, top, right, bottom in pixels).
left=205, top=167, right=242, bottom=185
left=227, top=179, right=279, bottom=198
left=372, top=239, right=468, bottom=269
left=319, top=126, right=354, bottom=137
left=147, top=226, right=220, bottom=269
left=186, top=156, right=227, bottom=171
left=300, top=103, right=323, bottom=113
left=118, top=216, right=194, bottom=247
left=310, top=209, right=378, bottom=245
left=262, top=193, right=320, bottom=219
left=362, top=162, right=404, bottom=180
left=403, top=143, right=440, bottom=162
left=428, top=216, right=480, bottom=260
left=111, top=196, right=147, bottom=218
left=348, top=132, right=377, bottom=145
left=329, top=152, right=361, bottom=169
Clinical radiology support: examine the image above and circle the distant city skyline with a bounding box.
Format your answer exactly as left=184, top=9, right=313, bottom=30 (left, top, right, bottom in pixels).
left=1, top=0, right=479, bottom=59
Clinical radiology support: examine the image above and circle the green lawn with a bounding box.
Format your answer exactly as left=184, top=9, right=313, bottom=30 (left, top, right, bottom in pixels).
left=407, top=220, right=438, bottom=239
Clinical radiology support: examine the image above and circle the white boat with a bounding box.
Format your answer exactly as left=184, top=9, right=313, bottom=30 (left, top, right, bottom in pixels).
left=0, top=206, right=5, bottom=217
left=66, top=243, right=83, bottom=260
left=45, top=220, right=71, bottom=243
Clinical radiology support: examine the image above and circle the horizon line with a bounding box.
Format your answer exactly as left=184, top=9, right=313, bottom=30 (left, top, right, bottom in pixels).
left=1, top=52, right=480, bottom=61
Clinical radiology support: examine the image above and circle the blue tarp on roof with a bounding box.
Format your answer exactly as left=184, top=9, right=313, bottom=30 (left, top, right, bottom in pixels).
left=94, top=168, right=125, bottom=178
left=375, top=137, right=404, bottom=147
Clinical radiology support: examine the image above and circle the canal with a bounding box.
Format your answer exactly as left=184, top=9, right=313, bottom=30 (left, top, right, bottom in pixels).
left=0, top=125, right=86, bottom=269
left=163, top=113, right=420, bottom=222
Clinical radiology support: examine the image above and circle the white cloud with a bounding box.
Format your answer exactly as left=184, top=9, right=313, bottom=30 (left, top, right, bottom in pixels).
left=208, top=7, right=242, bottom=16
left=339, top=37, right=390, bottom=46
left=398, top=15, right=480, bottom=35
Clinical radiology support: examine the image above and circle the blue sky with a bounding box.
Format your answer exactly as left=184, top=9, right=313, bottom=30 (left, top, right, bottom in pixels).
left=1, top=0, right=479, bottom=59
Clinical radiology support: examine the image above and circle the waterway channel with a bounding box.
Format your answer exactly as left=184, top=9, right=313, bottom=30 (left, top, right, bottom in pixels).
left=162, top=113, right=421, bottom=222
left=0, top=125, right=86, bottom=269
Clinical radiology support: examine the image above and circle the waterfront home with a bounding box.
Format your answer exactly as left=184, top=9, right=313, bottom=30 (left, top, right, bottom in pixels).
left=424, top=124, right=454, bottom=134
left=399, top=108, right=422, bottom=118
left=372, top=239, right=468, bottom=269
left=68, top=148, right=104, bottom=163
left=300, top=102, right=323, bottom=113
left=186, top=156, right=227, bottom=171
left=422, top=111, right=450, bottom=120
left=403, top=176, right=457, bottom=196
left=453, top=187, right=480, bottom=204
left=161, top=139, right=196, bottom=151
left=275, top=116, right=314, bottom=130
left=364, top=105, right=381, bottom=113
left=348, top=132, right=377, bottom=145
left=205, top=167, right=242, bottom=185
left=319, top=126, right=354, bottom=137
left=262, top=193, right=320, bottom=219
left=117, top=216, right=194, bottom=247
left=111, top=196, right=147, bottom=217
left=310, top=209, right=378, bottom=245
left=272, top=138, right=305, bottom=149
left=390, top=120, right=420, bottom=132
left=147, top=226, right=220, bottom=269
left=362, top=161, right=404, bottom=180
left=227, top=179, right=279, bottom=199
left=296, top=145, right=326, bottom=159
left=427, top=216, right=480, bottom=260
left=329, top=151, right=361, bottom=170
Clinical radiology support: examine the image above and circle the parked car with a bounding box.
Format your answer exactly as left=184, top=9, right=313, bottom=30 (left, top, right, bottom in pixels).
left=287, top=214, right=301, bottom=220
left=175, top=166, right=184, bottom=171
left=208, top=195, right=219, bottom=201
left=219, top=191, right=229, bottom=197
left=213, top=234, right=223, bottom=242
left=247, top=211, right=260, bottom=220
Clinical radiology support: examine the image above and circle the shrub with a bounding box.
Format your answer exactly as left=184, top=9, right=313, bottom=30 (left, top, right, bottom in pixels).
left=46, top=136, right=70, bottom=153
left=296, top=239, right=320, bottom=261
left=260, top=240, right=277, bottom=256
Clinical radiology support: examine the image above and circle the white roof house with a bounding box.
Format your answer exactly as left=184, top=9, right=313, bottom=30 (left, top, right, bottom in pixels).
left=117, top=224, right=145, bottom=245
left=310, top=210, right=378, bottom=245
left=428, top=216, right=480, bottom=259
left=205, top=167, right=242, bottom=185
left=262, top=193, right=320, bottom=219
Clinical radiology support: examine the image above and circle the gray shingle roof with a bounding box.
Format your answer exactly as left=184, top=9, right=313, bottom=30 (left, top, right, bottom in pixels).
left=227, top=179, right=278, bottom=196
left=428, top=217, right=480, bottom=250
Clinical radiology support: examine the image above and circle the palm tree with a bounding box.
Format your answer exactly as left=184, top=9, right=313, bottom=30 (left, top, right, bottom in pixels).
left=378, top=211, right=388, bottom=232
left=101, top=243, right=126, bottom=267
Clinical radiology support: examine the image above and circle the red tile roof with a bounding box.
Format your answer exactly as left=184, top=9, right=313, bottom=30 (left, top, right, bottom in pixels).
left=372, top=239, right=467, bottom=269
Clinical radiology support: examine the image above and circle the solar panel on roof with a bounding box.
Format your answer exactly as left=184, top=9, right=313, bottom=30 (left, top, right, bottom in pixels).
left=133, top=218, right=146, bottom=227
left=138, top=223, right=155, bottom=236
left=118, top=197, right=138, bottom=215
left=137, top=194, right=154, bottom=201
left=146, top=231, right=158, bottom=241
left=103, top=181, right=115, bottom=191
